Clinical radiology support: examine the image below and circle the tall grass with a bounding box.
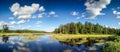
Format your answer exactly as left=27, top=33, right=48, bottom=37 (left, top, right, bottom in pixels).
left=101, top=36, right=120, bottom=52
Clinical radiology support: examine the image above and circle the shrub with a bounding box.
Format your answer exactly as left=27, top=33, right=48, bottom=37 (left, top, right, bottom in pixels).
left=101, top=42, right=120, bottom=52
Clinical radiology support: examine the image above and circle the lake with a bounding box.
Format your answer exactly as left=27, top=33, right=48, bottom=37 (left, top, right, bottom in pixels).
left=0, top=35, right=105, bottom=52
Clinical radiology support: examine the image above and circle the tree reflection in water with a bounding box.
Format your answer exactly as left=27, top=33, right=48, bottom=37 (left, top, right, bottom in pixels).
left=2, top=35, right=9, bottom=42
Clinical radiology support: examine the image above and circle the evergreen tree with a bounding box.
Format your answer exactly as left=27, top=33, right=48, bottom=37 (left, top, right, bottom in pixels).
left=53, top=21, right=120, bottom=35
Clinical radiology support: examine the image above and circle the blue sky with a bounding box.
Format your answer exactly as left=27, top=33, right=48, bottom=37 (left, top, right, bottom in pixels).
left=0, top=0, right=120, bottom=32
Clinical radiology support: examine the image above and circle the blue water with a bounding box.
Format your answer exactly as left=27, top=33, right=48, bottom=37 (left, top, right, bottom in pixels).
left=0, top=35, right=104, bottom=52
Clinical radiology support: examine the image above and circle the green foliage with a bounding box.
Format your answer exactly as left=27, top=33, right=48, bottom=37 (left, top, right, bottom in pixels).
left=114, top=36, right=120, bottom=42
left=101, top=42, right=120, bottom=52
left=54, top=21, right=118, bottom=34
left=2, top=25, right=9, bottom=33
left=101, top=36, right=120, bottom=52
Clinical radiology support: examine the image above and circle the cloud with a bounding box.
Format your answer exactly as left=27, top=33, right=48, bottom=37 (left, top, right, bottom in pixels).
left=38, top=14, right=43, bottom=18
left=0, top=21, right=7, bottom=26
left=31, top=15, right=37, bottom=18
left=17, top=20, right=26, bottom=24
left=36, top=21, right=42, bottom=25
left=9, top=17, right=14, bottom=20
left=10, top=3, right=40, bottom=20
left=71, top=11, right=85, bottom=19
left=18, top=15, right=31, bottom=20
left=76, top=17, right=81, bottom=19
left=28, top=25, right=32, bottom=29
left=71, top=11, right=79, bottom=16
left=81, top=12, right=85, bottom=18
left=54, top=15, right=59, bottom=17
left=36, top=25, right=41, bottom=28
left=104, top=25, right=108, bottom=28
left=10, top=3, right=20, bottom=12
left=45, top=27, right=55, bottom=32
left=48, top=11, right=59, bottom=17
left=118, top=22, right=120, bottom=25
left=10, top=2, right=47, bottom=28
left=36, top=21, right=42, bottom=28
left=10, top=21, right=16, bottom=25
left=49, top=11, right=55, bottom=15
left=85, top=0, right=111, bottom=19
left=112, top=8, right=120, bottom=18
left=21, top=27, right=26, bottom=30
left=9, top=25, right=14, bottom=28
left=39, top=6, right=45, bottom=12
left=26, top=19, right=30, bottom=22
left=37, top=12, right=47, bottom=18
left=21, top=25, right=32, bottom=30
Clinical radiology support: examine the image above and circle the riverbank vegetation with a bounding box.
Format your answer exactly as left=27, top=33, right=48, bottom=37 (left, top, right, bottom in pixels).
left=52, top=34, right=113, bottom=46
left=101, top=36, right=120, bottom=52
left=53, top=21, right=120, bottom=52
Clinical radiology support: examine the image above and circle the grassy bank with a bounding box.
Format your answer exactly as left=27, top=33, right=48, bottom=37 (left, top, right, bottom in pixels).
left=51, top=34, right=114, bottom=45
left=0, top=33, right=49, bottom=36
left=52, top=34, right=114, bottom=41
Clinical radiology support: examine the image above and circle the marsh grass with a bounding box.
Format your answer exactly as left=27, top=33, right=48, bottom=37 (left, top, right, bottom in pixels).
left=52, top=34, right=113, bottom=41
left=52, top=34, right=113, bottom=46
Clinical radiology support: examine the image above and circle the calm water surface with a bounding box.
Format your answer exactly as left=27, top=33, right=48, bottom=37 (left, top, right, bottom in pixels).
left=0, top=35, right=105, bottom=52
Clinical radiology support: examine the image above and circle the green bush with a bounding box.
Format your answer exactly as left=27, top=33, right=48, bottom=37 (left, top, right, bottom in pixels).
left=101, top=42, right=120, bottom=52
left=114, top=36, right=120, bottom=42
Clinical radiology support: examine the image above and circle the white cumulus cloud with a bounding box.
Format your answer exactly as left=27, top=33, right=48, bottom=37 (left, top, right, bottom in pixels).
left=10, top=3, right=40, bottom=20
left=85, top=0, right=111, bottom=19
left=10, top=3, right=20, bottom=12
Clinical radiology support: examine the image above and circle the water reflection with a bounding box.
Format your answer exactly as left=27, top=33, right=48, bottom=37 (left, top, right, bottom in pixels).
left=0, top=35, right=105, bottom=52
left=2, top=35, right=9, bottom=42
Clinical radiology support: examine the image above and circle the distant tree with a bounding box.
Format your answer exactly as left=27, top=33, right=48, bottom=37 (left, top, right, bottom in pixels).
left=2, top=25, right=9, bottom=33
left=94, top=23, right=101, bottom=34
left=76, top=22, right=82, bottom=34
left=102, top=27, right=108, bottom=34
left=81, top=25, right=85, bottom=34
left=88, top=22, right=93, bottom=34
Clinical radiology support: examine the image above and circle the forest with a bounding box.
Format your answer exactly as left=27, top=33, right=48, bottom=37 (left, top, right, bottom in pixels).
left=54, top=21, right=120, bottom=35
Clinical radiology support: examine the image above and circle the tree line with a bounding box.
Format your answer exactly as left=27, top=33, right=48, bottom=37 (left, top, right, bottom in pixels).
left=54, top=21, right=120, bottom=35
left=0, top=25, right=47, bottom=33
